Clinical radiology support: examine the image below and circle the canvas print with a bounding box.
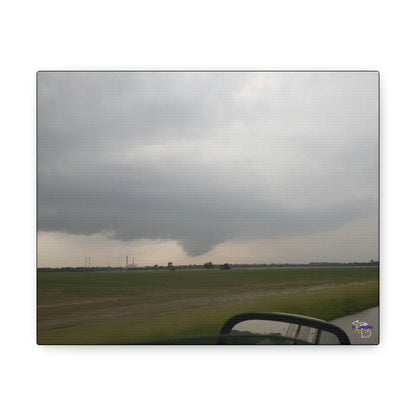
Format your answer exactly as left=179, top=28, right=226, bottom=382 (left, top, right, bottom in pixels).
left=37, top=71, right=379, bottom=345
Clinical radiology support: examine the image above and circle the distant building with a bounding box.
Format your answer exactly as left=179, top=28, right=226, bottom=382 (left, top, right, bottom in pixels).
left=125, top=256, right=136, bottom=268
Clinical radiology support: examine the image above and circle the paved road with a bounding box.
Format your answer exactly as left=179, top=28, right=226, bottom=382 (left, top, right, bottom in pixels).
left=330, top=307, right=379, bottom=345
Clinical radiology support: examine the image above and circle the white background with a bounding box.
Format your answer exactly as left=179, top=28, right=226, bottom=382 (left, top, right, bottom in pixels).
left=1, top=1, right=414, bottom=415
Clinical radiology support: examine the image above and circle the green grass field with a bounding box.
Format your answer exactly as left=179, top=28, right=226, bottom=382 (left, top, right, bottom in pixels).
left=37, top=266, right=379, bottom=344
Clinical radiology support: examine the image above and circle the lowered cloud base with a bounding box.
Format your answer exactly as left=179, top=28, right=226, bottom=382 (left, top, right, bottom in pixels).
left=37, top=71, right=378, bottom=264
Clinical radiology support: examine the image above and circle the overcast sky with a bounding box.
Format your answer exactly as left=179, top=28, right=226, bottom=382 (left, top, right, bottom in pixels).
left=37, top=71, right=378, bottom=267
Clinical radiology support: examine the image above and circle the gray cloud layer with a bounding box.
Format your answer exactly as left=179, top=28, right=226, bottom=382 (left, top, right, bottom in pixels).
left=37, top=72, right=378, bottom=256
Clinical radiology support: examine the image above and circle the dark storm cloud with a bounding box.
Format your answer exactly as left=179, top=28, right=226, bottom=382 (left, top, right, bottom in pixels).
left=37, top=72, right=378, bottom=256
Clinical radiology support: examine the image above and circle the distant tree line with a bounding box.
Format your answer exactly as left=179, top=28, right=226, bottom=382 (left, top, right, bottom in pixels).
left=37, top=260, right=378, bottom=272
left=230, top=261, right=379, bottom=268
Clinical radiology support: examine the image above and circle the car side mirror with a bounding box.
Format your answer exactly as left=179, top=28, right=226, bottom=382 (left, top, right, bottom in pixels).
left=218, top=312, right=351, bottom=345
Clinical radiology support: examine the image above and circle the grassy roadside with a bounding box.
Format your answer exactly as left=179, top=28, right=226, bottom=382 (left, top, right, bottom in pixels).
left=38, top=280, right=379, bottom=345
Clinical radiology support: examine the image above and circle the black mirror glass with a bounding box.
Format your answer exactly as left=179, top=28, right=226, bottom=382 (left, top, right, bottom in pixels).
left=228, top=319, right=330, bottom=345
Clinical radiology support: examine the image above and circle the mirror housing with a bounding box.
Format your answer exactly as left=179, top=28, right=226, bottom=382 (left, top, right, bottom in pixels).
left=218, top=312, right=351, bottom=345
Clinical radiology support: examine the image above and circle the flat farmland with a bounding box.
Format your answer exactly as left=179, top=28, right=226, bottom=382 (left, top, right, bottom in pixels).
left=37, top=266, right=379, bottom=344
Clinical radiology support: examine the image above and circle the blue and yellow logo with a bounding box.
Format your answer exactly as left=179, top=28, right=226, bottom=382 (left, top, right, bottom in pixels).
left=352, top=320, right=373, bottom=338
